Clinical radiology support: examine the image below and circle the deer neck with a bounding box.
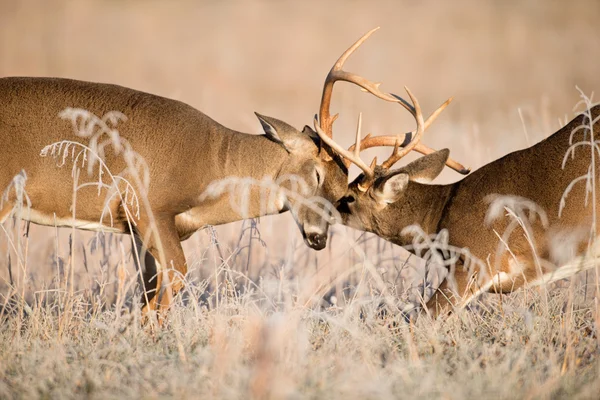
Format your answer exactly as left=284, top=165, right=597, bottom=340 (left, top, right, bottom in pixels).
left=379, top=182, right=457, bottom=247
left=212, top=129, right=290, bottom=183
left=176, top=129, right=293, bottom=234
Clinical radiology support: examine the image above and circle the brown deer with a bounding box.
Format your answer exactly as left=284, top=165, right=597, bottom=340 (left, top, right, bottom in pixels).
left=0, top=28, right=441, bottom=315
left=0, top=75, right=352, bottom=312
left=320, top=84, right=600, bottom=314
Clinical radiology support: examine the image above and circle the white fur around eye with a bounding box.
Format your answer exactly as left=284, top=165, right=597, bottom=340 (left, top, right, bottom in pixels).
left=315, top=168, right=324, bottom=186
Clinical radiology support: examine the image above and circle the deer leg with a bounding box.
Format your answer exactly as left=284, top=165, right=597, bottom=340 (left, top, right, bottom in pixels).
left=425, top=254, right=503, bottom=317
left=426, top=264, right=471, bottom=317
left=427, top=246, right=556, bottom=316
left=133, top=233, right=160, bottom=310
left=482, top=247, right=551, bottom=294
left=136, top=217, right=187, bottom=317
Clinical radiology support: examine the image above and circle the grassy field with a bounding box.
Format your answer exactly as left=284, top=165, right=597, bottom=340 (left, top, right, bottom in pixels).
left=1, top=0, right=600, bottom=398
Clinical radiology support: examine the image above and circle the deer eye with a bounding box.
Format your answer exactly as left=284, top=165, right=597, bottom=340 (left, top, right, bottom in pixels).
left=336, top=195, right=355, bottom=214
left=339, top=195, right=355, bottom=203
left=315, top=169, right=322, bottom=186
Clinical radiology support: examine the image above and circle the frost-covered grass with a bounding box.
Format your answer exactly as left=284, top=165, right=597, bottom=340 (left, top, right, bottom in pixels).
left=1, top=1, right=600, bottom=399
left=1, top=263, right=598, bottom=399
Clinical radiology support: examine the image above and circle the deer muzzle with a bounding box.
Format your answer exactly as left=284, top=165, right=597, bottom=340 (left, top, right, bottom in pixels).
left=304, top=231, right=327, bottom=250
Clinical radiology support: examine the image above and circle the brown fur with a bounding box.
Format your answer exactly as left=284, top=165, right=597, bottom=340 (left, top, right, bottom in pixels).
left=0, top=77, right=348, bottom=313
left=338, top=105, right=600, bottom=313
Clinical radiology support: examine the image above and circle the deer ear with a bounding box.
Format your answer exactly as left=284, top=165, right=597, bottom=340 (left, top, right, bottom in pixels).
left=302, top=125, right=319, bottom=140
left=255, top=112, right=290, bottom=152
left=373, top=172, right=409, bottom=205
left=255, top=113, right=315, bottom=153
left=402, top=149, right=450, bottom=183
left=302, top=125, right=320, bottom=146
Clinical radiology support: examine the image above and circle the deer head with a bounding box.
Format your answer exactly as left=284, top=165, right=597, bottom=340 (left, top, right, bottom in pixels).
left=263, top=27, right=450, bottom=249
left=305, top=32, right=470, bottom=232
left=253, top=112, right=347, bottom=250
left=337, top=148, right=456, bottom=233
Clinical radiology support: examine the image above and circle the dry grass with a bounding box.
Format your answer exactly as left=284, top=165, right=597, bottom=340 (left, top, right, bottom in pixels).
left=1, top=0, right=600, bottom=399
left=1, top=250, right=599, bottom=399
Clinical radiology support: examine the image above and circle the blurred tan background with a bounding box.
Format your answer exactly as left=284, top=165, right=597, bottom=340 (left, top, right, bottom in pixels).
left=1, top=0, right=599, bottom=299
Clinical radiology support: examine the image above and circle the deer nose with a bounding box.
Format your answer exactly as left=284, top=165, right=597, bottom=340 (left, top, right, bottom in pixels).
left=305, top=232, right=327, bottom=251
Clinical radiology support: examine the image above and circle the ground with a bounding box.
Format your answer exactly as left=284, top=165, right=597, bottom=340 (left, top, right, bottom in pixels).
left=1, top=1, right=599, bottom=399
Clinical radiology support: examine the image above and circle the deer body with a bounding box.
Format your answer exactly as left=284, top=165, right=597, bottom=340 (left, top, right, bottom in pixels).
left=0, top=77, right=348, bottom=311
left=337, top=106, right=600, bottom=312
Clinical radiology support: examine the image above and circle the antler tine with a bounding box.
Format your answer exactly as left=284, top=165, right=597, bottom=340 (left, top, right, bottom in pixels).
left=425, top=96, right=453, bottom=130
left=380, top=87, right=424, bottom=169
left=313, top=115, right=374, bottom=178
left=353, top=112, right=363, bottom=160
left=318, top=27, right=378, bottom=138
left=333, top=28, right=380, bottom=74
left=349, top=96, right=452, bottom=152
left=349, top=140, right=470, bottom=175
left=318, top=27, right=415, bottom=140
left=346, top=96, right=471, bottom=174
left=317, top=29, right=469, bottom=177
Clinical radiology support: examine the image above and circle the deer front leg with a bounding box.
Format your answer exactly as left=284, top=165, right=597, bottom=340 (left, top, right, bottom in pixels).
left=133, top=233, right=160, bottom=310
left=426, top=265, right=471, bottom=317
left=425, top=256, right=492, bottom=317
left=135, top=216, right=188, bottom=317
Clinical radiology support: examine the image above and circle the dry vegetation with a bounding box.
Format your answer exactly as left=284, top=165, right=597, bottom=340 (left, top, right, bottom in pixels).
left=1, top=0, right=600, bottom=399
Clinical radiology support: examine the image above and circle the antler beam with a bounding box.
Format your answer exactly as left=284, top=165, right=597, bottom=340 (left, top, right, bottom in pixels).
left=348, top=97, right=471, bottom=174
left=318, top=27, right=415, bottom=139
left=315, top=27, right=471, bottom=183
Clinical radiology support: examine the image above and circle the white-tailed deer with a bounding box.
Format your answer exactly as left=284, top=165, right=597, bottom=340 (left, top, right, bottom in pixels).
left=0, top=76, right=351, bottom=312
left=322, top=83, right=600, bottom=314
left=0, top=28, right=412, bottom=315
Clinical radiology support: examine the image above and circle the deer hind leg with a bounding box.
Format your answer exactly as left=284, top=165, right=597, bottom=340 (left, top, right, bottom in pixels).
left=425, top=263, right=523, bottom=317
left=134, top=216, right=187, bottom=318
left=426, top=248, right=551, bottom=316
left=477, top=240, right=558, bottom=296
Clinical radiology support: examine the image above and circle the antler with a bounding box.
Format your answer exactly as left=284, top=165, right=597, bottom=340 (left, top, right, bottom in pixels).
left=349, top=97, right=471, bottom=175
left=318, top=27, right=417, bottom=138
left=381, top=87, right=425, bottom=169
left=314, top=113, right=376, bottom=180
left=315, top=27, right=470, bottom=181
left=316, top=26, right=415, bottom=167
